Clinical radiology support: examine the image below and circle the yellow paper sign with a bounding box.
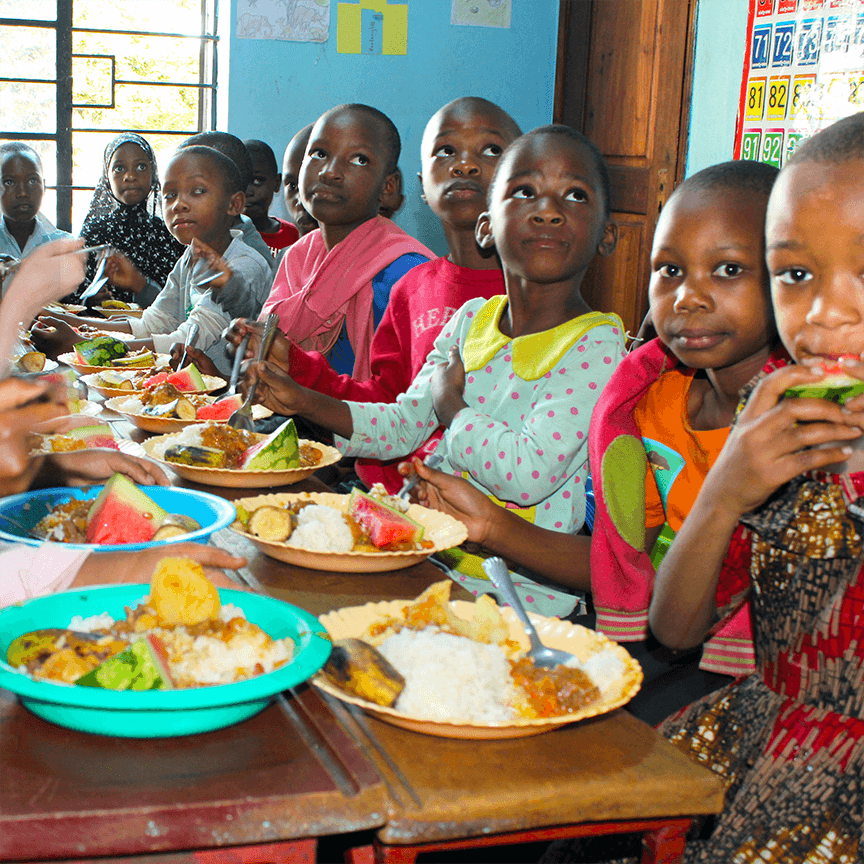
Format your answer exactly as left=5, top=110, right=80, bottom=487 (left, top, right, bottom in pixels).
left=337, top=0, right=407, bottom=55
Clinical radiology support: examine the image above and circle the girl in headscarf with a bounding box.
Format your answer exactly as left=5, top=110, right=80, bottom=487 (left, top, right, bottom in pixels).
left=75, top=133, right=183, bottom=307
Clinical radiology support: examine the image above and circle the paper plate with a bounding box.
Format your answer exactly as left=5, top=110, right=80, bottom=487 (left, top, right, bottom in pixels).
left=142, top=432, right=342, bottom=488
left=0, top=585, right=331, bottom=737
left=315, top=600, right=643, bottom=739
left=97, top=305, right=144, bottom=319
left=82, top=372, right=225, bottom=399
left=43, top=302, right=86, bottom=315
left=104, top=396, right=272, bottom=434
left=230, top=491, right=468, bottom=572
left=58, top=352, right=171, bottom=376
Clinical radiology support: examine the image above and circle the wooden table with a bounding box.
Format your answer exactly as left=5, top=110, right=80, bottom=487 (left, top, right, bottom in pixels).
left=0, top=455, right=725, bottom=863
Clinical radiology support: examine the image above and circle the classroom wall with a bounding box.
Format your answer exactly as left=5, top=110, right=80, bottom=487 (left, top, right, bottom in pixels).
left=686, top=0, right=750, bottom=176
left=224, top=1, right=560, bottom=256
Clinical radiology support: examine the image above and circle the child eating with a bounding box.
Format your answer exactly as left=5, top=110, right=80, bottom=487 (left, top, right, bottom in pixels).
left=249, top=125, right=624, bottom=617
left=646, top=113, right=864, bottom=860
left=36, top=146, right=272, bottom=376
left=229, top=97, right=520, bottom=492
left=0, top=143, right=71, bottom=292
left=243, top=138, right=299, bottom=256
left=76, top=132, right=184, bottom=307
left=261, top=103, right=433, bottom=379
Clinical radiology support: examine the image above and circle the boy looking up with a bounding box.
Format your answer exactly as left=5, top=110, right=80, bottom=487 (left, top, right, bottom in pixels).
left=181, top=132, right=276, bottom=271
left=260, top=104, right=433, bottom=379
left=0, top=143, right=71, bottom=290
left=36, top=147, right=272, bottom=376
left=281, top=124, right=317, bottom=237
left=243, top=138, right=299, bottom=255
left=229, top=97, right=521, bottom=492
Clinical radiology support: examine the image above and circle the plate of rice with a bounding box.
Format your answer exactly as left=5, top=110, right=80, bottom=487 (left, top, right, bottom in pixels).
left=0, top=570, right=331, bottom=737
left=315, top=583, right=643, bottom=739
left=82, top=371, right=225, bottom=399
left=97, top=302, right=144, bottom=319
left=104, top=395, right=272, bottom=433
left=230, top=491, right=469, bottom=572
left=58, top=351, right=172, bottom=376
left=142, top=423, right=342, bottom=488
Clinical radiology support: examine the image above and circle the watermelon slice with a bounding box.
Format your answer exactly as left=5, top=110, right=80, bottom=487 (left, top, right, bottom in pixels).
left=143, top=371, right=170, bottom=389
left=86, top=473, right=168, bottom=545
left=784, top=358, right=864, bottom=404
left=73, top=336, right=128, bottom=366
left=196, top=395, right=242, bottom=421
left=349, top=488, right=425, bottom=548
left=75, top=635, right=174, bottom=691
left=64, top=423, right=119, bottom=450
left=240, top=418, right=301, bottom=470
left=165, top=364, right=206, bottom=393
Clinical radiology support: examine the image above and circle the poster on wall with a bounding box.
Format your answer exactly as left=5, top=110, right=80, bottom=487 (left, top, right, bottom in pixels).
left=734, top=0, right=864, bottom=166
left=236, top=0, right=330, bottom=41
left=337, top=0, right=408, bottom=54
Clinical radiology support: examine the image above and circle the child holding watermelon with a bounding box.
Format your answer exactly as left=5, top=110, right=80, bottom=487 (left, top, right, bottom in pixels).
left=247, top=125, right=624, bottom=618
left=227, top=97, right=520, bottom=493
left=633, top=113, right=864, bottom=860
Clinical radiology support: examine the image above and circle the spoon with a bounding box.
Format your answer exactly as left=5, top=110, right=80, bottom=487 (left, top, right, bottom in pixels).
left=225, top=331, right=251, bottom=398
left=176, top=322, right=200, bottom=371
left=228, top=313, right=278, bottom=432
left=481, top=557, right=579, bottom=669
left=397, top=451, right=445, bottom=501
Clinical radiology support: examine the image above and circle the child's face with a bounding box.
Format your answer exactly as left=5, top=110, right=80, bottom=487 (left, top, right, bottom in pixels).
left=244, top=151, right=281, bottom=222
left=282, top=137, right=317, bottom=234
left=300, top=110, right=396, bottom=239
left=1, top=154, right=43, bottom=225
left=107, top=142, right=152, bottom=207
left=476, top=135, right=616, bottom=285
left=767, top=160, right=864, bottom=363
left=649, top=186, right=773, bottom=371
left=161, top=152, right=242, bottom=247
left=420, top=104, right=516, bottom=231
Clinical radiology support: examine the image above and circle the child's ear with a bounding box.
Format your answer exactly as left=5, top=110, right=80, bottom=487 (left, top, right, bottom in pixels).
left=596, top=219, right=618, bottom=258
left=417, top=171, right=427, bottom=205
left=227, top=190, right=245, bottom=217
left=379, top=171, right=399, bottom=203
left=475, top=212, right=495, bottom=249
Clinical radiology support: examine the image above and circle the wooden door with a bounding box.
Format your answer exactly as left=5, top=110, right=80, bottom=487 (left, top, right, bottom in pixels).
left=555, top=0, right=698, bottom=337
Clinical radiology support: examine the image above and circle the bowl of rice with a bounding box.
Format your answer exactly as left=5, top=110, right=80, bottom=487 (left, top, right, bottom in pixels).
left=230, top=491, right=469, bottom=572
left=315, top=591, right=643, bottom=739
left=142, top=424, right=343, bottom=488
left=0, top=584, right=331, bottom=737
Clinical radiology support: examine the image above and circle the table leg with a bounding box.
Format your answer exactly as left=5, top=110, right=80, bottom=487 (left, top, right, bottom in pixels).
left=641, top=819, right=691, bottom=864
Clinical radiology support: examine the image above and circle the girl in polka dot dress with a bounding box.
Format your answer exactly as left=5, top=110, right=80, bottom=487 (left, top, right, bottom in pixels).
left=249, top=125, right=626, bottom=616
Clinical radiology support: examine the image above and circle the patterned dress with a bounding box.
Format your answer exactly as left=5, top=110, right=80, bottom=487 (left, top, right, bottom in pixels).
left=658, top=469, right=864, bottom=862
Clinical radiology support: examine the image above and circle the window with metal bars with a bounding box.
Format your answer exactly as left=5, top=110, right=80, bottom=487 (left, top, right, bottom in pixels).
left=0, top=0, right=217, bottom=232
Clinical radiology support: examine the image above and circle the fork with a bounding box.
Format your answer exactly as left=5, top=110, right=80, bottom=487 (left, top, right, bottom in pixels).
left=228, top=313, right=278, bottom=432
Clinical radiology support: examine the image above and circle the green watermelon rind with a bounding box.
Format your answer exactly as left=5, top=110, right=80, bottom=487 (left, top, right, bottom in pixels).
left=73, top=336, right=128, bottom=366
left=167, top=363, right=206, bottom=392
left=75, top=636, right=174, bottom=691
left=85, top=473, right=168, bottom=544
left=784, top=374, right=864, bottom=405
left=241, top=419, right=301, bottom=470
left=348, top=488, right=425, bottom=547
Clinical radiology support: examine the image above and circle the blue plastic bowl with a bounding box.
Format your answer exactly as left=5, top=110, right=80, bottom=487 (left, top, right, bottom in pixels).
left=0, top=485, right=236, bottom=552
left=0, top=585, right=332, bottom=737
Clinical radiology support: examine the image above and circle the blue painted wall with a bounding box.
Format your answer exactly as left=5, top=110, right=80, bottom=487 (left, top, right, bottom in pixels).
left=224, top=1, right=560, bottom=256
left=686, top=0, right=750, bottom=175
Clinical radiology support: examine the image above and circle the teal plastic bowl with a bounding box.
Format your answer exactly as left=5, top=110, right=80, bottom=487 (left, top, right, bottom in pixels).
left=0, top=485, right=236, bottom=552
left=0, top=585, right=332, bottom=737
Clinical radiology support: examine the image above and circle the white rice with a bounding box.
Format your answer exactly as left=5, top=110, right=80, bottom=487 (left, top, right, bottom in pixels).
left=286, top=504, right=354, bottom=553
left=69, top=600, right=247, bottom=633
left=147, top=424, right=210, bottom=459
left=115, top=395, right=146, bottom=413
left=378, top=627, right=518, bottom=724
left=577, top=649, right=626, bottom=696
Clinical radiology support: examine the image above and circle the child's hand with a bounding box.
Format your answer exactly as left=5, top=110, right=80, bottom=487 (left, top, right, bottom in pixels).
left=223, top=318, right=292, bottom=369
left=46, top=449, right=170, bottom=487
left=245, top=360, right=305, bottom=416
left=700, top=363, right=864, bottom=519
left=0, top=378, right=68, bottom=496
left=431, top=345, right=468, bottom=428
left=401, top=456, right=496, bottom=545
left=84, top=285, right=114, bottom=308
left=70, top=543, right=249, bottom=591
left=30, top=316, right=81, bottom=358
left=169, top=342, right=221, bottom=377
left=190, top=238, right=232, bottom=292
left=104, top=252, right=147, bottom=294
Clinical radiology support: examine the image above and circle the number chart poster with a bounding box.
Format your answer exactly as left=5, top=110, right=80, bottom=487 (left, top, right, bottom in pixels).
left=734, top=0, right=864, bottom=167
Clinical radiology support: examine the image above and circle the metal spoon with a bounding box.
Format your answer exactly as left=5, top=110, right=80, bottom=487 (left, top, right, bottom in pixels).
left=176, top=322, right=200, bottom=371
left=228, top=313, right=278, bottom=432
left=481, top=557, right=579, bottom=669
left=224, top=331, right=251, bottom=398
left=397, top=451, right=445, bottom=501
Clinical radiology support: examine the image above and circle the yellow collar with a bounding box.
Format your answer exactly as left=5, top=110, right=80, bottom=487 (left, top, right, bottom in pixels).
left=462, top=295, right=623, bottom=381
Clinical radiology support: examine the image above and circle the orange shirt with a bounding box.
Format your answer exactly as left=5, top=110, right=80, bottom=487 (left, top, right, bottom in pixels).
left=633, top=367, right=729, bottom=532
